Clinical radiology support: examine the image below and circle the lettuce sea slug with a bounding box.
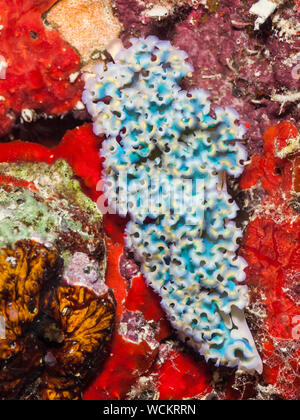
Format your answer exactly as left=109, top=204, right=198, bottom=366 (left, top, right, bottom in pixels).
left=83, top=36, right=263, bottom=373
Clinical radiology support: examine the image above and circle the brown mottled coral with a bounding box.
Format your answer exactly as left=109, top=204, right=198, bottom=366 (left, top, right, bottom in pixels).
left=40, top=286, right=115, bottom=400
left=0, top=240, right=60, bottom=399
left=0, top=239, right=115, bottom=400
left=0, top=241, right=60, bottom=360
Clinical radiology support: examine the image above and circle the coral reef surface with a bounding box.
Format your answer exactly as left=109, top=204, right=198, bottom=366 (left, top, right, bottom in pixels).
left=0, top=0, right=299, bottom=402
left=116, top=0, right=299, bottom=155
left=0, top=123, right=298, bottom=400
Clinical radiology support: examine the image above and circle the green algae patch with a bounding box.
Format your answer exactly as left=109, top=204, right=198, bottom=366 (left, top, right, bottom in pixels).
left=0, top=160, right=104, bottom=256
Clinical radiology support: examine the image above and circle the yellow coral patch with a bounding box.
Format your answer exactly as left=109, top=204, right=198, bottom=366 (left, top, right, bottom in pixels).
left=45, top=0, right=122, bottom=64
left=293, top=156, right=300, bottom=194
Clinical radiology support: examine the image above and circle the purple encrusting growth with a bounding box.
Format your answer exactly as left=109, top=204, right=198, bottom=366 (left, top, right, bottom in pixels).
left=114, top=0, right=299, bottom=156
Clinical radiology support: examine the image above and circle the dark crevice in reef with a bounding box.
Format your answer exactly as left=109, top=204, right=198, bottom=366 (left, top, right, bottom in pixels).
left=153, top=6, right=192, bottom=41
left=0, top=112, right=89, bottom=148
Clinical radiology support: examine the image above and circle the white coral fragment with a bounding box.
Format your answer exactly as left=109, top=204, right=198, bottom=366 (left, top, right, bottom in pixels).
left=250, top=0, right=284, bottom=30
